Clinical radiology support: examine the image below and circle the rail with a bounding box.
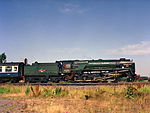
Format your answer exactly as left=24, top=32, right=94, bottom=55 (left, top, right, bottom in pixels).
left=0, top=82, right=150, bottom=86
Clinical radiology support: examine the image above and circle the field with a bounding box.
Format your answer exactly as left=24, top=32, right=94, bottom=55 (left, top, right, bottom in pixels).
left=0, top=83, right=150, bottom=113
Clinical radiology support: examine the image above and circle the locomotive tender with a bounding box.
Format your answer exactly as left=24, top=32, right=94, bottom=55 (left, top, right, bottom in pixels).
left=0, top=58, right=136, bottom=83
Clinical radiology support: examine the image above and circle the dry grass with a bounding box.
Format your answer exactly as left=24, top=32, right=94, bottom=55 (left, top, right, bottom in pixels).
left=0, top=84, right=150, bottom=113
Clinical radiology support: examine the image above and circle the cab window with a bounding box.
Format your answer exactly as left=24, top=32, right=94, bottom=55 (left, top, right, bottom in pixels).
left=0, top=66, right=2, bottom=72
left=5, top=66, right=12, bottom=72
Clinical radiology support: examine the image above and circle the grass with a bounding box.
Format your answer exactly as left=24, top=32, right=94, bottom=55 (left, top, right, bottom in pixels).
left=0, top=87, right=10, bottom=94
left=0, top=84, right=150, bottom=113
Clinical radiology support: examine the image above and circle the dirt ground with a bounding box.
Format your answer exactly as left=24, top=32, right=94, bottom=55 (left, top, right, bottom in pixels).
left=0, top=97, right=36, bottom=113
left=0, top=85, right=150, bottom=113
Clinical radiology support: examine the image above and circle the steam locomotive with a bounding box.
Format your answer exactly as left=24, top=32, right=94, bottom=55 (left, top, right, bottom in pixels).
left=0, top=58, right=136, bottom=83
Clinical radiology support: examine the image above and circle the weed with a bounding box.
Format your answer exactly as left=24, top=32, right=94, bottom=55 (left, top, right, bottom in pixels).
left=112, top=87, right=117, bottom=95
left=35, top=85, right=41, bottom=96
left=30, top=85, right=41, bottom=97
left=42, top=87, right=68, bottom=97
left=88, top=108, right=91, bottom=113
left=1, top=84, right=150, bottom=113
left=138, top=86, right=150, bottom=93
left=125, top=85, right=137, bottom=99
left=0, top=87, right=10, bottom=94
left=55, top=87, right=62, bottom=95
left=5, top=84, right=22, bottom=93
left=43, top=89, right=51, bottom=97
left=25, top=86, right=30, bottom=95
left=96, top=88, right=102, bottom=92
left=60, top=89, right=68, bottom=97
left=136, top=83, right=142, bottom=89
left=30, top=86, right=35, bottom=96
left=23, top=103, right=28, bottom=109
left=136, top=83, right=145, bottom=89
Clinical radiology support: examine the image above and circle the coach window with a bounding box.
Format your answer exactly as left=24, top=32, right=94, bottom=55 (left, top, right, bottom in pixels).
left=14, top=66, right=18, bottom=72
left=5, top=66, right=12, bottom=72
left=0, top=66, right=2, bottom=72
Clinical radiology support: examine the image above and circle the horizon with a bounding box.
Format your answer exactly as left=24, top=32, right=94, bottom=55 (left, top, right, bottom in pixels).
left=0, top=0, right=150, bottom=75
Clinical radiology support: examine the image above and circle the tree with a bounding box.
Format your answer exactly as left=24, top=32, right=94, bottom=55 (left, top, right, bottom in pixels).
left=0, top=53, right=6, bottom=63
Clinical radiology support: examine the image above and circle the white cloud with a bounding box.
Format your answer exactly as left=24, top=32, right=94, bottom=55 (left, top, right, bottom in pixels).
left=109, top=41, right=150, bottom=55
left=60, top=3, right=88, bottom=14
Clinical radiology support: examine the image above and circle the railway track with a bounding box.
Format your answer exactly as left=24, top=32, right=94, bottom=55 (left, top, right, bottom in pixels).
left=0, top=82, right=150, bottom=86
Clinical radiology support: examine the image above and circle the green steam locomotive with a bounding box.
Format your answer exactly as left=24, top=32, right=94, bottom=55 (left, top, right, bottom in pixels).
left=23, top=58, right=136, bottom=83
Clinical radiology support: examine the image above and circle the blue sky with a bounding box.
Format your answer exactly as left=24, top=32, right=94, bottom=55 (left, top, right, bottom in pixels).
left=0, top=0, right=150, bottom=75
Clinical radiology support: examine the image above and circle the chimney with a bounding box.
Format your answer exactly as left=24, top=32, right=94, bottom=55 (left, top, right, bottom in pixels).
left=24, top=58, right=28, bottom=65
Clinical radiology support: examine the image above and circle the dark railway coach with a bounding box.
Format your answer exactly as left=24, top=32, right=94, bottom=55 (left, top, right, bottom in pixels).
left=0, top=62, right=24, bottom=83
